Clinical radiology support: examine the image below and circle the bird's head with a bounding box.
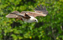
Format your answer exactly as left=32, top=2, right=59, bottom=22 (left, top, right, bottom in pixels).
left=28, top=16, right=38, bottom=23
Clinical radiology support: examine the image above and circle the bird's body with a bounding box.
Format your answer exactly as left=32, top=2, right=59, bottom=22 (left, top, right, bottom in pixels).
left=23, top=16, right=38, bottom=23
left=6, top=5, right=48, bottom=23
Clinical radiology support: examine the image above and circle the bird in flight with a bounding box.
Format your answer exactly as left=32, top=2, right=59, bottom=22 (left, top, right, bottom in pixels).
left=6, top=5, right=48, bottom=23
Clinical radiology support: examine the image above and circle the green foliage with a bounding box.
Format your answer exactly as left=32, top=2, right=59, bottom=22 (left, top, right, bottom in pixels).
left=0, top=0, right=63, bottom=40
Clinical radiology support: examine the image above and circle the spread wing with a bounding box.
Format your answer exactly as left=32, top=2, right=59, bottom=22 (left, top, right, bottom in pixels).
left=6, top=11, right=30, bottom=19
left=6, top=4, right=48, bottom=19
left=21, top=5, right=48, bottom=17
left=34, top=4, right=48, bottom=17
left=6, top=11, right=20, bottom=18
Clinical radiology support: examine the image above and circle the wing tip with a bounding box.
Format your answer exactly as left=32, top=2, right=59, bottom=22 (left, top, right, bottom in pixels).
left=6, top=15, right=7, bottom=17
left=6, top=14, right=8, bottom=17
left=34, top=4, right=47, bottom=11
left=43, top=14, right=47, bottom=16
left=6, top=14, right=10, bottom=18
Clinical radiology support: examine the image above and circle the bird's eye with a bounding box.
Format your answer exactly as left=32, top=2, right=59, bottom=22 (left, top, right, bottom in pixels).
left=35, top=20, right=36, bottom=21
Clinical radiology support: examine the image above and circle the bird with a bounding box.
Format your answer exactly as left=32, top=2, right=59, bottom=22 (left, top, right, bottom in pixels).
left=6, top=4, right=48, bottom=23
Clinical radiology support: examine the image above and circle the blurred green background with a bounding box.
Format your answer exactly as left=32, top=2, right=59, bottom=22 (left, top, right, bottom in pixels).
left=0, top=0, right=63, bottom=40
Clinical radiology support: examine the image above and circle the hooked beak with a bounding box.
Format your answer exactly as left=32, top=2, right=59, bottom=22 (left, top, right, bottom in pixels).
left=36, top=20, right=38, bottom=23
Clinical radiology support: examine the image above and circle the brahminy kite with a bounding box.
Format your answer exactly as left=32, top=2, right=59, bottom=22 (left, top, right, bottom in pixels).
left=6, top=5, right=48, bottom=23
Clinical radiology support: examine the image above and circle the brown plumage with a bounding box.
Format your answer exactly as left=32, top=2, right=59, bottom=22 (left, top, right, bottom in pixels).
left=6, top=5, right=48, bottom=23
